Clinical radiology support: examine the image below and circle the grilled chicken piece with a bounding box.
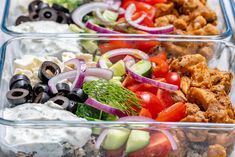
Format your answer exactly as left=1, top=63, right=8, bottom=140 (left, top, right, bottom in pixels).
left=207, top=144, right=226, bottom=157
left=181, top=111, right=208, bottom=122
left=187, top=87, right=216, bottom=110
left=209, top=69, right=233, bottom=94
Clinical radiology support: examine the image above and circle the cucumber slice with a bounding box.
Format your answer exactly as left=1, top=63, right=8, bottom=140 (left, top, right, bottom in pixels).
left=69, top=24, right=85, bottom=33
left=81, top=40, right=98, bottom=54
left=126, top=130, right=150, bottom=153
left=131, top=60, right=152, bottom=77
left=102, top=128, right=131, bottom=150
left=110, top=60, right=126, bottom=76
left=103, top=10, right=118, bottom=22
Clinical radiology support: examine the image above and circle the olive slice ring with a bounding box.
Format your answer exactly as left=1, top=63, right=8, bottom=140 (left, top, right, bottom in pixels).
left=38, top=61, right=61, bottom=83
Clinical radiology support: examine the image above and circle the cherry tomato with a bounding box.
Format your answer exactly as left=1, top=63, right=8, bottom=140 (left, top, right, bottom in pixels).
left=128, top=132, right=171, bottom=157
left=136, top=91, right=165, bottom=118
left=122, top=1, right=156, bottom=20
left=165, top=72, right=181, bottom=88
left=123, top=75, right=138, bottom=87
left=150, top=58, right=169, bottom=78
left=139, top=108, right=152, bottom=118
left=156, top=89, right=174, bottom=108
left=156, top=102, right=186, bottom=122
left=138, top=0, right=168, bottom=5
left=105, top=147, right=124, bottom=157
left=127, top=83, right=158, bottom=94
left=149, top=52, right=167, bottom=61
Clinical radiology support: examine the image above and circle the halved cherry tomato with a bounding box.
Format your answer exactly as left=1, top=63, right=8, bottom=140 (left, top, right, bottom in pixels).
left=156, top=102, right=186, bottom=122
left=128, top=132, right=171, bottom=157
left=156, top=89, right=174, bottom=108
left=105, top=147, right=124, bottom=157
left=138, top=0, right=168, bottom=5
left=127, top=83, right=158, bottom=94
left=123, top=75, right=138, bottom=87
left=136, top=91, right=165, bottom=118
left=149, top=51, right=167, bottom=61
left=165, top=72, right=181, bottom=88
left=150, top=58, right=169, bottom=78
left=139, top=108, right=152, bottom=118
left=121, top=1, right=156, bottom=20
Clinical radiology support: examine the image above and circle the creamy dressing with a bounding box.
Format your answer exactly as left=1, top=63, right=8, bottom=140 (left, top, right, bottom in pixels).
left=1, top=102, right=92, bottom=157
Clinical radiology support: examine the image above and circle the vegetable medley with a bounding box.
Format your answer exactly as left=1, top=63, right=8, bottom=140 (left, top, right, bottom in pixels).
left=15, top=0, right=219, bottom=35
left=6, top=38, right=234, bottom=157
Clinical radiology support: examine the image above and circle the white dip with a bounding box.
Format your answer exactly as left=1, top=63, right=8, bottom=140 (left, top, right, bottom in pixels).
left=10, top=21, right=71, bottom=33
left=1, top=102, right=92, bottom=157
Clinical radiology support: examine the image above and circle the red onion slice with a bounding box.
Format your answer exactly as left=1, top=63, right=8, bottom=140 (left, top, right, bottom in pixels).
left=85, top=98, right=127, bottom=117
left=125, top=4, right=174, bottom=34
left=85, top=20, right=120, bottom=34
left=72, top=2, right=122, bottom=28
left=65, top=59, right=86, bottom=89
left=125, top=58, right=178, bottom=91
left=98, top=48, right=149, bottom=69
left=48, top=68, right=113, bottom=94
left=95, top=129, right=109, bottom=149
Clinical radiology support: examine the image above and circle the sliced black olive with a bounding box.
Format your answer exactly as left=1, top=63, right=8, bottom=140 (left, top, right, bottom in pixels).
left=38, top=61, right=61, bottom=83
left=49, top=96, right=69, bottom=110
left=10, top=80, right=32, bottom=92
left=29, top=12, right=40, bottom=21
left=52, top=3, right=69, bottom=13
left=67, top=88, right=88, bottom=103
left=56, top=83, right=70, bottom=96
left=38, top=2, right=49, bottom=10
left=6, top=88, right=31, bottom=106
left=10, top=74, right=30, bottom=89
left=28, top=0, right=43, bottom=13
left=38, top=7, right=58, bottom=21
left=56, top=12, right=68, bottom=24
left=67, top=101, right=78, bottom=113
left=15, top=16, right=31, bottom=25
left=34, top=92, right=50, bottom=103
left=33, top=82, right=50, bottom=97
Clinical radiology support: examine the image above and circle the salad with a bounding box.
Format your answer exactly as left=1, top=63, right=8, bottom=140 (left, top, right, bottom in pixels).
left=2, top=39, right=234, bottom=157
left=13, top=0, right=219, bottom=35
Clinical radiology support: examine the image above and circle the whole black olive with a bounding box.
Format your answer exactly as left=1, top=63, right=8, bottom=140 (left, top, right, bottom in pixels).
left=49, top=96, right=69, bottom=110
left=34, top=92, right=50, bottom=103
left=52, top=3, right=69, bottom=13
left=67, top=88, right=88, bottom=103
left=28, top=0, right=43, bottom=13
left=38, top=61, right=61, bottom=83
left=10, top=80, right=32, bottom=93
left=29, top=12, right=40, bottom=21
left=6, top=88, right=31, bottom=106
left=33, top=82, right=50, bottom=97
left=38, top=7, right=58, bottom=21
left=67, top=101, right=78, bottom=113
left=15, top=16, right=31, bottom=25
left=10, top=74, right=30, bottom=90
left=56, top=12, right=68, bottom=24
left=56, top=83, right=70, bottom=96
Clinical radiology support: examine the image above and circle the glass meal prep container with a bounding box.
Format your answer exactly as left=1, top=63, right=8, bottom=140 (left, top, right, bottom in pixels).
left=1, top=0, right=232, bottom=40
left=0, top=36, right=235, bottom=157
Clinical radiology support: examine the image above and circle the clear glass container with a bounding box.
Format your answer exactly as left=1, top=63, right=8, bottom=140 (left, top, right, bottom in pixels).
left=0, top=37, right=235, bottom=157
left=1, top=0, right=232, bottom=40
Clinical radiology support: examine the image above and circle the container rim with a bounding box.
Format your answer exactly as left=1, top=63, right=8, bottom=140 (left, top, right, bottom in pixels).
left=0, top=36, right=235, bottom=128
left=1, top=0, right=233, bottom=40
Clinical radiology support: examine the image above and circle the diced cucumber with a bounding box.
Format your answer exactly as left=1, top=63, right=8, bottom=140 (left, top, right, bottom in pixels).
left=81, top=40, right=98, bottom=54
left=103, top=10, right=118, bottom=22
left=69, top=24, right=85, bottom=33
left=110, top=60, right=126, bottom=76
left=126, top=130, right=150, bottom=154
left=110, top=76, right=122, bottom=85
left=131, top=60, right=152, bottom=77
left=102, top=128, right=131, bottom=151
